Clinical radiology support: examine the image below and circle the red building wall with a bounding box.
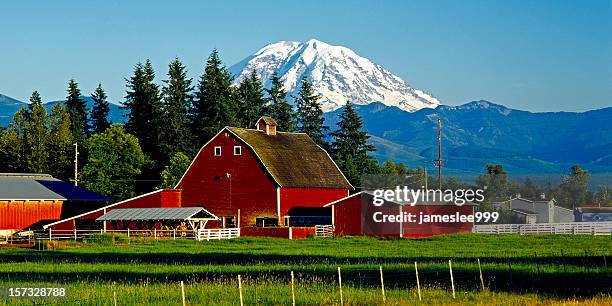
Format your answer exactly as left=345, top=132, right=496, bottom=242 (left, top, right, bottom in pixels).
left=177, top=131, right=278, bottom=227
left=332, top=196, right=363, bottom=236
left=0, top=200, right=63, bottom=231
left=240, top=226, right=315, bottom=239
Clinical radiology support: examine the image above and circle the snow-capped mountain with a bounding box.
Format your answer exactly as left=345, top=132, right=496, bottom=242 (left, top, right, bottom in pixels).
left=229, top=39, right=440, bottom=112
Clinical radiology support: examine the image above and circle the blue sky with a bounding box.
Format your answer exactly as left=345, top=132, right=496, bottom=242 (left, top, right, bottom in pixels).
left=1, top=0, right=610, bottom=112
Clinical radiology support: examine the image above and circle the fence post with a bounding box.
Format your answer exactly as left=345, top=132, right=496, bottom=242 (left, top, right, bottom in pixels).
left=74, top=228, right=77, bottom=241
left=174, top=229, right=176, bottom=240
left=154, top=228, right=157, bottom=240
left=337, top=267, right=344, bottom=306
left=291, top=271, right=296, bottom=306
left=477, top=258, right=485, bottom=291
left=379, top=266, right=386, bottom=302
left=180, top=281, right=186, bottom=306
left=48, top=228, right=52, bottom=241
left=238, top=274, right=244, bottom=306
left=414, top=261, right=422, bottom=301
left=113, top=290, right=117, bottom=306
left=127, top=228, right=130, bottom=238
left=449, top=260, right=456, bottom=299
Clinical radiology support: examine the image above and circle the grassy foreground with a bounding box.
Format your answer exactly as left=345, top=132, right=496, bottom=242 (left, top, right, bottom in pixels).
left=0, top=234, right=611, bottom=305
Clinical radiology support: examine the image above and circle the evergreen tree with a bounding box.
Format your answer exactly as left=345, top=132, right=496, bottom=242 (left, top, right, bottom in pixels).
left=161, top=58, right=194, bottom=159
left=560, top=164, right=590, bottom=209
left=124, top=60, right=164, bottom=165
left=82, top=124, right=147, bottom=200
left=47, top=103, right=74, bottom=180
left=90, top=83, right=110, bottom=133
left=330, top=101, right=375, bottom=185
left=0, top=109, right=27, bottom=172
left=476, top=164, right=510, bottom=203
left=237, top=70, right=267, bottom=128
left=25, top=91, right=49, bottom=173
left=158, top=152, right=191, bottom=189
left=192, top=50, right=237, bottom=145
left=65, top=79, right=90, bottom=144
left=295, top=76, right=328, bottom=146
left=265, top=73, right=295, bottom=132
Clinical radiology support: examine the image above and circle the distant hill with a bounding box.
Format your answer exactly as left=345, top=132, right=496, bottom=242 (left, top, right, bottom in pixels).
left=324, top=101, right=612, bottom=175
left=0, top=94, right=127, bottom=126
left=0, top=94, right=27, bottom=126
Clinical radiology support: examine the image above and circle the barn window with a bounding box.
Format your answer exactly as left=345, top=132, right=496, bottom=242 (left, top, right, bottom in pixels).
left=214, top=146, right=221, bottom=156
left=234, top=146, right=242, bottom=155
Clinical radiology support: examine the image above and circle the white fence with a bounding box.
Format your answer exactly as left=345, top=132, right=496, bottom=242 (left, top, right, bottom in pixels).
left=34, top=229, right=197, bottom=241
left=315, top=225, right=334, bottom=238
left=474, top=222, right=612, bottom=235
left=196, top=228, right=240, bottom=241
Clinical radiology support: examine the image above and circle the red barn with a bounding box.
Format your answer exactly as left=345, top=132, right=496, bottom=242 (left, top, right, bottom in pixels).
left=176, top=116, right=352, bottom=228
left=324, top=191, right=476, bottom=238
left=45, top=117, right=352, bottom=237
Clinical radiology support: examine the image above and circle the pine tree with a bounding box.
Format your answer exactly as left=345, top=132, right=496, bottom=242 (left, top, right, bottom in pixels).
left=90, top=83, right=110, bottom=134
left=65, top=79, right=90, bottom=144
left=0, top=108, right=27, bottom=172
left=265, top=73, right=295, bottom=132
left=295, top=76, right=328, bottom=146
left=47, top=103, right=74, bottom=180
left=124, top=60, right=164, bottom=165
left=237, top=70, right=267, bottom=128
left=192, top=50, right=237, bottom=144
left=161, top=58, right=194, bottom=159
left=25, top=91, right=49, bottom=173
left=330, top=101, right=376, bottom=186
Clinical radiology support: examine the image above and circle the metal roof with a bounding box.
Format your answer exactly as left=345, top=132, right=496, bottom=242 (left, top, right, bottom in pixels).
left=96, top=207, right=218, bottom=221
left=0, top=173, right=110, bottom=201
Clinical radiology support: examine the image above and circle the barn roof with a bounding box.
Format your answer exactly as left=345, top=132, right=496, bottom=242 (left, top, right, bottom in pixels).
left=0, top=173, right=110, bottom=201
left=96, top=207, right=218, bottom=221
left=226, top=127, right=352, bottom=189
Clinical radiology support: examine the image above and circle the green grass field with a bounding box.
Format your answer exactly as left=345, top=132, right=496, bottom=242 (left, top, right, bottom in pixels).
left=0, top=234, right=611, bottom=305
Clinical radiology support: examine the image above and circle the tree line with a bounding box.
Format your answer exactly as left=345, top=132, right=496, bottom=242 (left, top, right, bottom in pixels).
left=3, top=50, right=606, bottom=207
left=0, top=50, right=377, bottom=199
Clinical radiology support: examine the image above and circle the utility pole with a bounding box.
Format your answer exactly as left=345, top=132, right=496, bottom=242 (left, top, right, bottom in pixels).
left=436, top=118, right=443, bottom=190
left=423, top=165, right=428, bottom=191
left=73, top=143, right=79, bottom=186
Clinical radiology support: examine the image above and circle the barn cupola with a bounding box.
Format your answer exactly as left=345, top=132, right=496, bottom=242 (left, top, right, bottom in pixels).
left=255, top=116, right=277, bottom=135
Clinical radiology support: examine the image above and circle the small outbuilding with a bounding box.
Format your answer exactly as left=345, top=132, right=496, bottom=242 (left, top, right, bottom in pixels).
left=0, top=173, right=109, bottom=236
left=323, top=191, right=477, bottom=238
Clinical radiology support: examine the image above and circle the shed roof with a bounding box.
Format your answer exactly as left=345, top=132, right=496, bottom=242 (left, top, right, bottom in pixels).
left=227, top=127, right=352, bottom=189
left=0, top=173, right=110, bottom=201
left=96, top=207, right=218, bottom=221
